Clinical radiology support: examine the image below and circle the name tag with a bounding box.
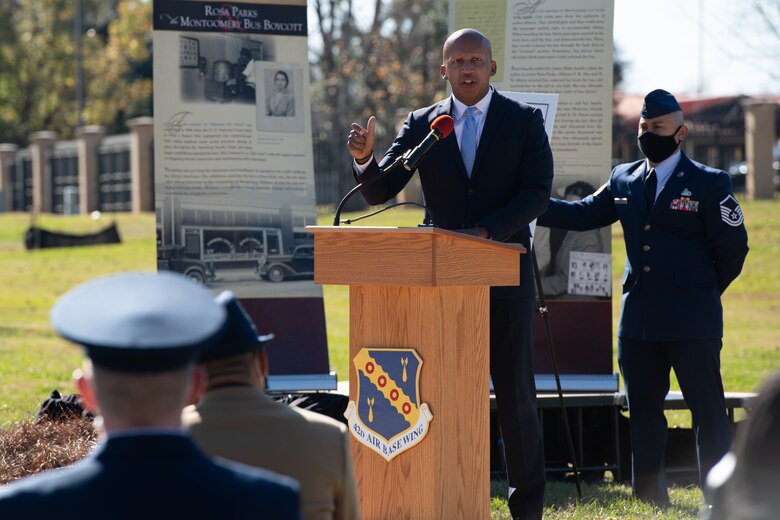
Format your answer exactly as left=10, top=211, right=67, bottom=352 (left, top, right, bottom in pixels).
left=614, top=198, right=628, bottom=205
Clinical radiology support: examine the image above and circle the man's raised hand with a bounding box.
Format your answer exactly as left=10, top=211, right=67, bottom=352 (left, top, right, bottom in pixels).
left=347, top=116, right=376, bottom=165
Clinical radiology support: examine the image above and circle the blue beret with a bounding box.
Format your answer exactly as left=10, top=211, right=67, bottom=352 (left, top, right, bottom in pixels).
left=198, top=291, right=274, bottom=363
left=50, top=272, right=227, bottom=372
left=641, top=89, right=682, bottom=118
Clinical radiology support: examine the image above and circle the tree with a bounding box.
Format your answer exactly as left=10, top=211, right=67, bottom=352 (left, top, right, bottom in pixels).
left=748, top=0, right=780, bottom=80
left=0, top=0, right=83, bottom=144
left=0, top=2, right=17, bottom=141
left=0, top=0, right=148, bottom=144
left=84, top=0, right=152, bottom=134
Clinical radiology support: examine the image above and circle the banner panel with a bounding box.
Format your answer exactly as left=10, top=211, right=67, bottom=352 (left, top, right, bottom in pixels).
left=153, top=0, right=329, bottom=376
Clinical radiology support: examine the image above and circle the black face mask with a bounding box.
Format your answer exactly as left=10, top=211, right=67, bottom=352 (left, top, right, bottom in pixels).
left=637, top=125, right=682, bottom=163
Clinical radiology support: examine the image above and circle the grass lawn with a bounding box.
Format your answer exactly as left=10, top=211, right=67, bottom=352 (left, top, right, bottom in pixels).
left=0, top=199, right=777, bottom=519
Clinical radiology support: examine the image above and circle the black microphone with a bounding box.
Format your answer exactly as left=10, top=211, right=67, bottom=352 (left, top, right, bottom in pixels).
left=402, top=115, right=455, bottom=171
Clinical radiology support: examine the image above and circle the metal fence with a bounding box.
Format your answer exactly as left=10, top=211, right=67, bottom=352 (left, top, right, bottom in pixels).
left=97, top=134, right=133, bottom=212
left=4, top=130, right=367, bottom=213
left=50, top=140, right=80, bottom=214
left=11, top=148, right=32, bottom=212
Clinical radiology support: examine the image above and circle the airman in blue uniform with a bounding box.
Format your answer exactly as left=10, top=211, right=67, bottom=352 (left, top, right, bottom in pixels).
left=538, top=89, right=749, bottom=505
left=0, top=272, right=301, bottom=520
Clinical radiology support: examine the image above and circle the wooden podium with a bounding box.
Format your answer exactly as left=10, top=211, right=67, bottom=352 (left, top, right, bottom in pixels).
left=310, top=226, right=525, bottom=520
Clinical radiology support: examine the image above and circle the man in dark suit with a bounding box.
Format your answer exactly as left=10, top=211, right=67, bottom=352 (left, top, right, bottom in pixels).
left=347, top=28, right=554, bottom=520
left=538, top=89, right=749, bottom=505
left=0, top=272, right=301, bottom=520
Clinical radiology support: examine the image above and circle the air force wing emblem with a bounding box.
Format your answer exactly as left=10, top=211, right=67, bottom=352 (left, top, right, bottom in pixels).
left=344, top=348, right=433, bottom=461
left=719, top=195, right=744, bottom=227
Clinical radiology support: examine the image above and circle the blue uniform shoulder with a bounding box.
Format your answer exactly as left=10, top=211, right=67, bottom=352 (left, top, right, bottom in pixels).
left=685, top=155, right=724, bottom=175
left=683, top=156, right=731, bottom=183
left=677, top=154, right=734, bottom=192
left=613, top=159, right=644, bottom=176
left=610, top=160, right=644, bottom=187
left=203, top=457, right=301, bottom=517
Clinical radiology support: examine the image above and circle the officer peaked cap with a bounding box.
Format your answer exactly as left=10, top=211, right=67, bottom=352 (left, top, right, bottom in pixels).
left=50, top=272, right=227, bottom=372
left=641, top=89, right=682, bottom=119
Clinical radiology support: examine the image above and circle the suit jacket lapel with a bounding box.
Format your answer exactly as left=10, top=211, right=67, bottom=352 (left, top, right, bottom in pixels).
left=628, top=161, right=648, bottom=215
left=471, top=92, right=504, bottom=179
left=436, top=97, right=467, bottom=178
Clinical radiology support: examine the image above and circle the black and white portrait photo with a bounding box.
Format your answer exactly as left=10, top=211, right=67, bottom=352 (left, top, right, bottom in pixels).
left=254, top=62, right=304, bottom=133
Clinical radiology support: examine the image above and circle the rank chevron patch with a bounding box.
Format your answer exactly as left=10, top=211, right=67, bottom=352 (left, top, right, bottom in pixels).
left=719, top=194, right=744, bottom=227
left=344, top=348, right=433, bottom=461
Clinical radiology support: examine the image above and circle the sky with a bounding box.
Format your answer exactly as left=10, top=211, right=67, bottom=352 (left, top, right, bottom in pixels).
left=613, top=0, right=779, bottom=96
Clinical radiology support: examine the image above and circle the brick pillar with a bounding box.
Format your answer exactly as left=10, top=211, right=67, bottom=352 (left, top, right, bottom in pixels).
left=76, top=126, right=106, bottom=214
left=29, top=131, right=58, bottom=214
left=128, top=117, right=154, bottom=213
left=0, top=144, right=19, bottom=212
left=743, top=100, right=777, bottom=200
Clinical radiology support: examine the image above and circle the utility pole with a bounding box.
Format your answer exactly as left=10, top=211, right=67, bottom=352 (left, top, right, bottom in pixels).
left=75, top=0, right=84, bottom=128
left=697, top=0, right=704, bottom=95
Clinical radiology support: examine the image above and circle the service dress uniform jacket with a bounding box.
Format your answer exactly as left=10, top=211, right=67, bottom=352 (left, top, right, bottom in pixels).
left=538, top=151, right=748, bottom=503
left=0, top=433, right=300, bottom=520
left=538, top=153, right=748, bottom=340
left=354, top=90, right=554, bottom=518
left=183, top=386, right=360, bottom=520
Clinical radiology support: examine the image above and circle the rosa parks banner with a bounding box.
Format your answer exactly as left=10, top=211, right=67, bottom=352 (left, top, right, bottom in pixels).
left=152, top=0, right=330, bottom=379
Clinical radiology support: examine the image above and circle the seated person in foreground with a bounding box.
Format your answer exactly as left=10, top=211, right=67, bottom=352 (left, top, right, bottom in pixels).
left=0, top=272, right=300, bottom=520
left=183, top=291, right=360, bottom=520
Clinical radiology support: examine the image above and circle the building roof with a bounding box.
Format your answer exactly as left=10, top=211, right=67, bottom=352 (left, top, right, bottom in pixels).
left=613, top=92, right=780, bottom=132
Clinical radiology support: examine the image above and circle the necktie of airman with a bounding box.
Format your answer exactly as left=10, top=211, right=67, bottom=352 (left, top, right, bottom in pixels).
left=461, top=107, right=478, bottom=178
left=645, top=167, right=657, bottom=211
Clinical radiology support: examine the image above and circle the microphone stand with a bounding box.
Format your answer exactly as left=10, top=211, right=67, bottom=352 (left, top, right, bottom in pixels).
left=338, top=201, right=434, bottom=227
left=530, top=245, right=584, bottom=500
left=332, top=153, right=408, bottom=226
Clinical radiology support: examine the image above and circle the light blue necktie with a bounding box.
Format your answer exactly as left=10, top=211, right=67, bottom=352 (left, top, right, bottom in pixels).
left=461, top=107, right=478, bottom=177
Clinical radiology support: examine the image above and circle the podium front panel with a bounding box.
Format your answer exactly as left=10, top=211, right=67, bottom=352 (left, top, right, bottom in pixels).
left=348, top=285, right=490, bottom=519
